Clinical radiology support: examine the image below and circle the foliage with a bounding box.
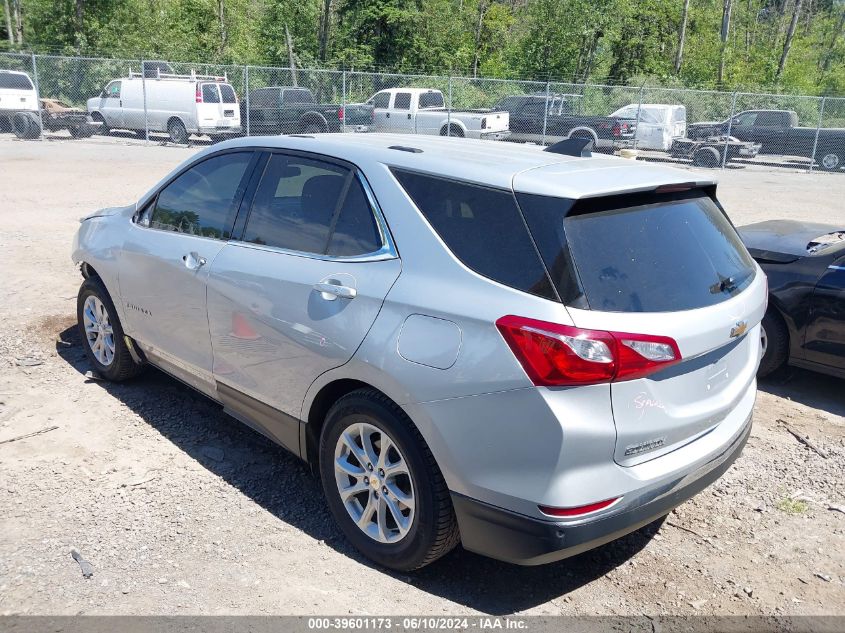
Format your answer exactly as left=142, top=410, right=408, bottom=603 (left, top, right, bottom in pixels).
left=1, top=0, right=844, bottom=96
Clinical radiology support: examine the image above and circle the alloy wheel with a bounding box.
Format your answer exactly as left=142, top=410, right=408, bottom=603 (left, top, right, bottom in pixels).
left=760, top=323, right=768, bottom=358
left=82, top=295, right=116, bottom=366
left=821, top=153, right=840, bottom=170
left=334, top=422, right=415, bottom=544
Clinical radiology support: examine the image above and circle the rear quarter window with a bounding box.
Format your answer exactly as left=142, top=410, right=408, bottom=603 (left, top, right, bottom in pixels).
left=392, top=169, right=556, bottom=300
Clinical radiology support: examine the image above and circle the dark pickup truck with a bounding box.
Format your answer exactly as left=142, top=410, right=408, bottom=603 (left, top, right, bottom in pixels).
left=493, top=93, right=637, bottom=151
left=243, top=86, right=374, bottom=135
left=687, top=109, right=845, bottom=171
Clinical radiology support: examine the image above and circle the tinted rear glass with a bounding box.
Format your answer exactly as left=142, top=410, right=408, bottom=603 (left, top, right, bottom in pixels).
left=220, top=84, right=237, bottom=103
left=418, top=92, right=444, bottom=109
left=285, top=89, right=314, bottom=104
left=521, top=191, right=755, bottom=313
left=202, top=84, right=220, bottom=103
left=0, top=73, right=33, bottom=90
left=393, top=169, right=556, bottom=300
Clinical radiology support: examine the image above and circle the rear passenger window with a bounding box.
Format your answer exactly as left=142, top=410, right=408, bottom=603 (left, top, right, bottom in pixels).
left=392, top=169, right=556, bottom=300
left=243, top=154, right=382, bottom=256
left=202, top=84, right=220, bottom=103
left=220, top=84, right=237, bottom=103
left=151, top=152, right=252, bottom=239
left=393, top=93, right=412, bottom=110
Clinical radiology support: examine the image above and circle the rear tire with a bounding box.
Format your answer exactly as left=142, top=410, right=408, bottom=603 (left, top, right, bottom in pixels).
left=759, top=310, right=788, bottom=378
left=76, top=276, right=144, bottom=382
left=439, top=124, right=464, bottom=137
left=12, top=111, right=40, bottom=139
left=319, top=389, right=460, bottom=571
left=693, top=146, right=721, bottom=168
left=815, top=151, right=842, bottom=172
left=167, top=118, right=189, bottom=144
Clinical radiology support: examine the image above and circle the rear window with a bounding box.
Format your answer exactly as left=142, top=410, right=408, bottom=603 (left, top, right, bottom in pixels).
left=392, top=169, right=556, bottom=300
left=220, top=84, right=237, bottom=103
left=518, top=190, right=756, bottom=313
left=418, top=92, right=444, bottom=109
left=284, top=89, right=314, bottom=104
left=0, top=73, right=34, bottom=90
left=202, top=84, right=220, bottom=103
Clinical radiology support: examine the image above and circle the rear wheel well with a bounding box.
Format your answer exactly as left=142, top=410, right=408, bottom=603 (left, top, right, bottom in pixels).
left=305, top=379, right=392, bottom=465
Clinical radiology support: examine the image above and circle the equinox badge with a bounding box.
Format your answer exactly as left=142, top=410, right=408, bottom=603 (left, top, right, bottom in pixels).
left=730, top=320, right=748, bottom=338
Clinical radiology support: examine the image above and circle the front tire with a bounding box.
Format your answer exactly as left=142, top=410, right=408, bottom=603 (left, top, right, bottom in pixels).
left=319, top=389, right=460, bottom=571
left=77, top=276, right=144, bottom=382
left=759, top=310, right=788, bottom=378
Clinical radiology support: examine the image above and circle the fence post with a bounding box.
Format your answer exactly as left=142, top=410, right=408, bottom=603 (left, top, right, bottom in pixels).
left=541, top=81, right=551, bottom=146
left=809, top=96, right=826, bottom=173
left=244, top=65, right=250, bottom=137
left=342, top=69, right=347, bottom=134
left=141, top=59, right=149, bottom=144
left=30, top=52, right=44, bottom=138
left=633, top=82, right=645, bottom=151
left=447, top=75, right=452, bottom=137
left=721, top=91, right=738, bottom=169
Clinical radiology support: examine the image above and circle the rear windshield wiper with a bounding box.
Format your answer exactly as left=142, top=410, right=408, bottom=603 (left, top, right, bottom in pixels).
left=709, top=274, right=740, bottom=295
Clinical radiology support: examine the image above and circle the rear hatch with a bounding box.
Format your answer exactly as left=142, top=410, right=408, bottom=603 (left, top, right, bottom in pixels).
left=516, top=185, right=766, bottom=466
left=197, top=82, right=240, bottom=129
left=0, top=72, right=37, bottom=112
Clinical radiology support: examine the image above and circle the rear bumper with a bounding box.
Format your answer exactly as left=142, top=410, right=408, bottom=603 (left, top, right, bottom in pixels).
left=480, top=130, right=511, bottom=141
left=198, top=125, right=242, bottom=134
left=452, top=412, right=751, bottom=566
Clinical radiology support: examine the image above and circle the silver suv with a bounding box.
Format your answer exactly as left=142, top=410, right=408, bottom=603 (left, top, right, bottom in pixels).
left=72, top=134, right=765, bottom=570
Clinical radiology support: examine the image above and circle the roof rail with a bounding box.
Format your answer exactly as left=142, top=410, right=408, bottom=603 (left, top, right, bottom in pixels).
left=127, top=68, right=228, bottom=82
left=544, top=138, right=593, bottom=158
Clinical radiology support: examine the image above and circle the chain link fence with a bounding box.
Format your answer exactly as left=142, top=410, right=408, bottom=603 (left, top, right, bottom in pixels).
left=1, top=52, right=843, bottom=173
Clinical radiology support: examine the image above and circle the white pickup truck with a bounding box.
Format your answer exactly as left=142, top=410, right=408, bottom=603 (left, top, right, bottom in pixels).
left=366, top=88, right=509, bottom=140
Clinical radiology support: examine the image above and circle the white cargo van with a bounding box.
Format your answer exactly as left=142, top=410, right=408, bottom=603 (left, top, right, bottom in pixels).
left=87, top=68, right=242, bottom=144
left=610, top=104, right=687, bottom=151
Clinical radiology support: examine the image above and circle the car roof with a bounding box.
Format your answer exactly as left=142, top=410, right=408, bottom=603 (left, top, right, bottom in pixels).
left=0, top=70, right=29, bottom=76
left=205, top=133, right=716, bottom=199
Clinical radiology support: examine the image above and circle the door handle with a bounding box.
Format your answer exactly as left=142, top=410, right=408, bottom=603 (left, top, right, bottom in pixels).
left=313, top=282, right=357, bottom=300
left=386, top=112, right=390, bottom=119
left=182, top=252, right=207, bottom=271
left=407, top=113, right=411, bottom=119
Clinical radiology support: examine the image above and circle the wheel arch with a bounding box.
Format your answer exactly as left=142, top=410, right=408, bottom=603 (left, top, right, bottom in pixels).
left=439, top=120, right=467, bottom=136
left=298, top=111, right=329, bottom=132
left=302, top=377, right=404, bottom=467
left=566, top=126, right=599, bottom=142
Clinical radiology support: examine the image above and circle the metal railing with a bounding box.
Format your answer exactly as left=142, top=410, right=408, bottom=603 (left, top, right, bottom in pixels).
left=1, top=52, right=843, bottom=173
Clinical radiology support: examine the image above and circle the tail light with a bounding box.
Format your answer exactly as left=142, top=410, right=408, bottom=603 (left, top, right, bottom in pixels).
left=195, top=85, right=203, bottom=103
left=612, top=122, right=621, bottom=137
left=337, top=107, right=344, bottom=121
left=495, top=315, right=681, bottom=386
left=481, top=117, right=487, bottom=130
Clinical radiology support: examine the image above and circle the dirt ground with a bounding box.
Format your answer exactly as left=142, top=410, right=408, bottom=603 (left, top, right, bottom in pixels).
left=0, top=134, right=843, bottom=617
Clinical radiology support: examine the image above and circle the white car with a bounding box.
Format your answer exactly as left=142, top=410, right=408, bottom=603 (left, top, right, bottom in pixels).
left=611, top=104, right=687, bottom=151
left=0, top=70, right=38, bottom=135
left=72, top=133, right=763, bottom=571
left=87, top=68, right=242, bottom=144
left=366, top=88, right=510, bottom=140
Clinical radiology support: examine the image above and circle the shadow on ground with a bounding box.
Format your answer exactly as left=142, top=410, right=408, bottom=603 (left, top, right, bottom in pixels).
left=758, top=366, right=845, bottom=419
left=56, top=324, right=661, bottom=614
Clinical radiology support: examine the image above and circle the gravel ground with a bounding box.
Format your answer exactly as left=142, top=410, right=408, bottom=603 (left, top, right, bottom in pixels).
left=0, top=135, right=844, bottom=617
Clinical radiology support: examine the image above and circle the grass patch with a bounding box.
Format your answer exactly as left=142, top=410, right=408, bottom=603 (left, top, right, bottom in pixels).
left=776, top=498, right=809, bottom=515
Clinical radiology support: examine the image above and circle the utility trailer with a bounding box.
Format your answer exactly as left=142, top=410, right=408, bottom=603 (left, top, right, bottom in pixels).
left=670, top=135, right=761, bottom=167
left=9, top=98, right=102, bottom=139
